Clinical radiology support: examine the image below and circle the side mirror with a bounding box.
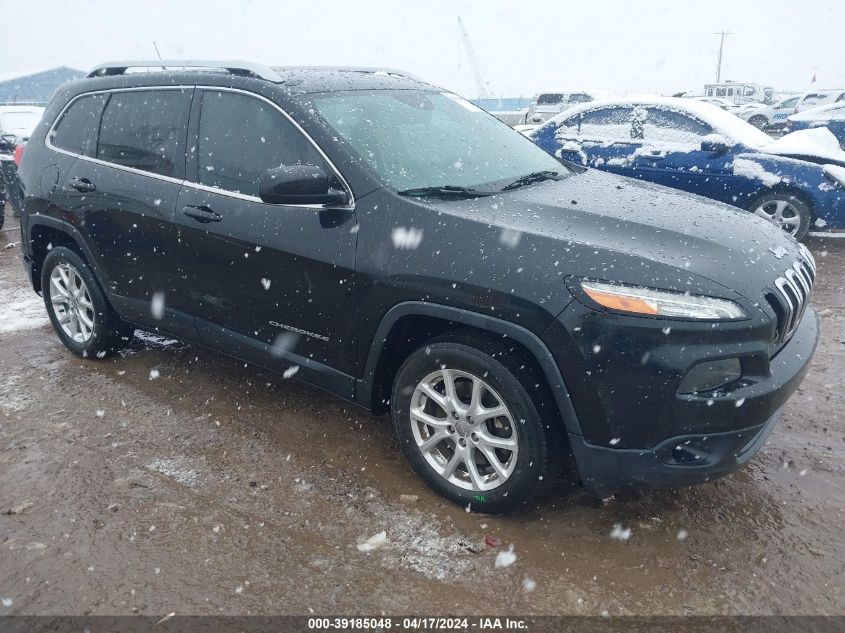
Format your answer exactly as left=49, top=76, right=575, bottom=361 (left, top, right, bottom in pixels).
left=258, top=165, right=349, bottom=206
left=701, top=138, right=730, bottom=154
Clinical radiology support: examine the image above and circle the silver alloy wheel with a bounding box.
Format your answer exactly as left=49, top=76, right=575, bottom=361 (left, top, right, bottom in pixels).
left=409, top=368, right=519, bottom=492
left=49, top=262, right=95, bottom=343
left=753, top=199, right=802, bottom=236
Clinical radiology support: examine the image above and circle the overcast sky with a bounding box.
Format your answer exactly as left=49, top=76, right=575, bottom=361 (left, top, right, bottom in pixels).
left=5, top=0, right=843, bottom=98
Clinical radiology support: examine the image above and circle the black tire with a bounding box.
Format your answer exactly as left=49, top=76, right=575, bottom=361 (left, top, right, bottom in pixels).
left=41, top=246, right=130, bottom=358
left=391, top=336, right=555, bottom=514
left=748, top=115, right=768, bottom=130
left=747, top=191, right=813, bottom=240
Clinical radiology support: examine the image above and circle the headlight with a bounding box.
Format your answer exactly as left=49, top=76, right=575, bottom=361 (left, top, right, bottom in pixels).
left=580, top=281, right=747, bottom=320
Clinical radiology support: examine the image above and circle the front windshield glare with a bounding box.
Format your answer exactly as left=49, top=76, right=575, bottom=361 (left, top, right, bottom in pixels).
left=310, top=90, right=565, bottom=192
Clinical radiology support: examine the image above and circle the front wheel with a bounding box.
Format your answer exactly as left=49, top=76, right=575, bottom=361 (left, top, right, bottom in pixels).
left=391, top=340, right=553, bottom=513
left=748, top=192, right=813, bottom=240
left=748, top=115, right=768, bottom=130
left=41, top=246, right=130, bottom=358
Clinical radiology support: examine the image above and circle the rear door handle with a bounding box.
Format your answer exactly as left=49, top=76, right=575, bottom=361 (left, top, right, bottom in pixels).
left=68, top=177, right=96, bottom=193
left=182, top=205, right=222, bottom=223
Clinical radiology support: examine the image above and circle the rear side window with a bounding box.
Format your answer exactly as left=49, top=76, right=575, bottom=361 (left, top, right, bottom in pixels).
left=195, top=90, right=324, bottom=197
left=97, top=90, right=191, bottom=178
left=568, top=93, right=592, bottom=104
left=49, top=94, right=106, bottom=155
left=559, top=107, right=634, bottom=143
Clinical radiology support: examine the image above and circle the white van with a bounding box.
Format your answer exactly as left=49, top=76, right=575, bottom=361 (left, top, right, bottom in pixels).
left=703, top=83, right=773, bottom=105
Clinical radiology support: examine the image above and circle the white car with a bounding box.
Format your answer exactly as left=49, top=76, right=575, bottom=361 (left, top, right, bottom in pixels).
left=0, top=105, right=45, bottom=144
left=736, top=95, right=801, bottom=130
left=524, top=89, right=613, bottom=124
left=793, top=89, right=845, bottom=114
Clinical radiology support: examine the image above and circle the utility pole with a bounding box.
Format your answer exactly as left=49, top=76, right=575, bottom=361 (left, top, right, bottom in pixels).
left=714, top=31, right=732, bottom=83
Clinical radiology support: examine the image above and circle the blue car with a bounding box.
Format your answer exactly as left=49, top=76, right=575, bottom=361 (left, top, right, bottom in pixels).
left=787, top=102, right=845, bottom=149
left=531, top=97, right=845, bottom=239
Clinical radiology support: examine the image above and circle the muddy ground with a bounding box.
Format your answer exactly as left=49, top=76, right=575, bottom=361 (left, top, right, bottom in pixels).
left=0, top=212, right=843, bottom=617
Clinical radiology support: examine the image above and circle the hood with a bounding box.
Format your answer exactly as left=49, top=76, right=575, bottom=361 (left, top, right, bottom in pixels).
left=760, top=128, right=845, bottom=167
left=434, top=169, right=806, bottom=304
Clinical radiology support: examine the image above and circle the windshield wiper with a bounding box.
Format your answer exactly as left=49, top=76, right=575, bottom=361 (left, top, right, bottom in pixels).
left=500, top=170, right=564, bottom=192
left=397, top=185, right=495, bottom=199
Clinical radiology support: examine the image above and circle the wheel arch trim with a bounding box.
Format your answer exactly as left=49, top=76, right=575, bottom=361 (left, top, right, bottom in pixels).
left=356, top=301, right=584, bottom=436
left=25, top=215, right=102, bottom=292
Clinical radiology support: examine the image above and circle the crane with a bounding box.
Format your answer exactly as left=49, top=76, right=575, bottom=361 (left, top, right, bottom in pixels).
left=457, top=16, right=489, bottom=99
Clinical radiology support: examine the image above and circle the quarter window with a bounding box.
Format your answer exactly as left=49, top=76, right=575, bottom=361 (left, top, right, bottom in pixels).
left=97, top=90, right=191, bottom=178
left=49, top=94, right=106, bottom=155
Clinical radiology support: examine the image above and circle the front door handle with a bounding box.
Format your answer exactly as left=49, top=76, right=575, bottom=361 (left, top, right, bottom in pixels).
left=182, top=205, right=222, bottom=223
left=68, top=177, right=96, bottom=193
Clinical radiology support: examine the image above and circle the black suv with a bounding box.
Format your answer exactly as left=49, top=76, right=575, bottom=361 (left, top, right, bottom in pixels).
left=17, top=61, right=818, bottom=512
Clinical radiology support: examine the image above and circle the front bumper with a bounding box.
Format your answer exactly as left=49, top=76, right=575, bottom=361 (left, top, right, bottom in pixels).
left=557, top=306, right=818, bottom=495
left=569, top=406, right=782, bottom=496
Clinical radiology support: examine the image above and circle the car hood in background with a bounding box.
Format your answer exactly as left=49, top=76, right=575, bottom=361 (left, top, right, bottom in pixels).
left=760, top=127, right=845, bottom=166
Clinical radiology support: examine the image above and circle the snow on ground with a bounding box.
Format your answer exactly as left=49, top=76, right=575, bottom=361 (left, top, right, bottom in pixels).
left=0, top=272, right=49, bottom=334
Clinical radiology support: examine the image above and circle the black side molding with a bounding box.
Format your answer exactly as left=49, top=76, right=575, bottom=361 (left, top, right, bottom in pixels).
left=356, top=301, right=583, bottom=436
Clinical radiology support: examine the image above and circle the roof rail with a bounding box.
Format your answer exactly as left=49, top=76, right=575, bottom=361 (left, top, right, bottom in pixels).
left=87, top=60, right=282, bottom=82
left=275, top=65, right=422, bottom=82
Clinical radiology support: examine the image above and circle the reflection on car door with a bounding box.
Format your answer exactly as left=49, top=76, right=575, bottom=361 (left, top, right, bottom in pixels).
left=170, top=88, right=359, bottom=397
left=53, top=88, right=193, bottom=330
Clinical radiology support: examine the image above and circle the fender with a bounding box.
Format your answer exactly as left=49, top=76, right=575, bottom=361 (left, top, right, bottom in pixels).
left=356, top=301, right=584, bottom=436
left=23, top=214, right=103, bottom=293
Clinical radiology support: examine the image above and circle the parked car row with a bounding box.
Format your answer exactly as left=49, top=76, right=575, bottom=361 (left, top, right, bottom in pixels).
left=787, top=102, right=845, bottom=149
left=0, top=105, right=43, bottom=227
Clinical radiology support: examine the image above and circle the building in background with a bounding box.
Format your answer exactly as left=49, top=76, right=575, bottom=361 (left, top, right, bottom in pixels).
left=0, top=67, right=85, bottom=105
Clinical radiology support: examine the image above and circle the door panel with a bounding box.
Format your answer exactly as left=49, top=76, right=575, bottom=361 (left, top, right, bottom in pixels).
left=49, top=88, right=193, bottom=328
left=168, top=88, right=359, bottom=395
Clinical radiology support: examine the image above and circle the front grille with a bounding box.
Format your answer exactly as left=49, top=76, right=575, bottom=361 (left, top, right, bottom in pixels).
left=767, top=249, right=816, bottom=346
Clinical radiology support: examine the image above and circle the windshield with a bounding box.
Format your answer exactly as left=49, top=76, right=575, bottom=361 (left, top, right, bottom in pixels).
left=309, top=90, right=565, bottom=192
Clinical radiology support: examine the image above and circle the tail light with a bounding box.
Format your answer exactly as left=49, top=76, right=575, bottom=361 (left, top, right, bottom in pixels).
left=13, top=144, right=23, bottom=166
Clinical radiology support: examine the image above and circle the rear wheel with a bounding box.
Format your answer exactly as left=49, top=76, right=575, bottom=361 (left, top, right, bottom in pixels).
left=41, top=246, right=130, bottom=358
left=391, top=339, right=554, bottom=513
left=748, top=192, right=812, bottom=240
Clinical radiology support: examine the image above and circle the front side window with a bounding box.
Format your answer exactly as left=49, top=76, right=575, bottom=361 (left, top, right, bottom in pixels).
left=310, top=90, right=564, bottom=192
left=97, top=90, right=191, bottom=178
left=643, top=107, right=712, bottom=144
left=197, top=90, right=325, bottom=197
left=50, top=95, right=106, bottom=155
left=780, top=96, right=799, bottom=109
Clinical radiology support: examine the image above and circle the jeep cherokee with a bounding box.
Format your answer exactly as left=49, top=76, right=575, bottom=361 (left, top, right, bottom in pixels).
left=16, top=61, right=818, bottom=513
